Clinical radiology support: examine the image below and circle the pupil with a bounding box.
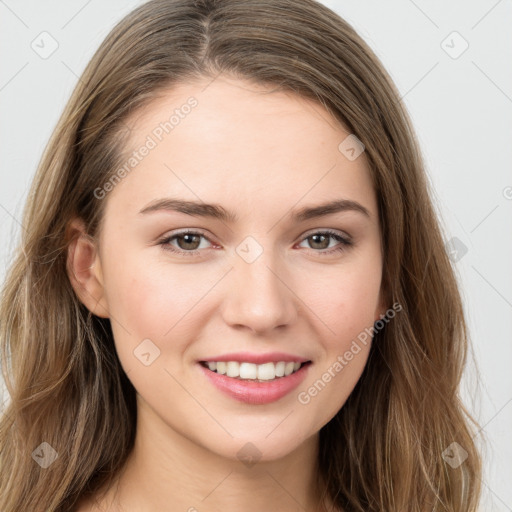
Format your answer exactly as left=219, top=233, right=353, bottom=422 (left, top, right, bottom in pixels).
left=180, top=234, right=200, bottom=250
left=311, top=234, right=328, bottom=249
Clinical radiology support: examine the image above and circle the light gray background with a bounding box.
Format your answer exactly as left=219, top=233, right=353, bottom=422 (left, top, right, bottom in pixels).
left=1, top=1, right=511, bottom=509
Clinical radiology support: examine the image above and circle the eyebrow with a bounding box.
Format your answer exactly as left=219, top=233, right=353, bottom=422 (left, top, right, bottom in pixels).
left=138, top=197, right=371, bottom=222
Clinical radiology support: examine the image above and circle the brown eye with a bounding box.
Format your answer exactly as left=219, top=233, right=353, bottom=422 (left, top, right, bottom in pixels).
left=307, top=233, right=331, bottom=250
left=159, top=230, right=213, bottom=256
left=175, top=233, right=202, bottom=250
left=298, top=230, right=353, bottom=256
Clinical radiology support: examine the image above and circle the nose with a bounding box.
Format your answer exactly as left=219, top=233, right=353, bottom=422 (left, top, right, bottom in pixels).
left=220, top=248, right=298, bottom=335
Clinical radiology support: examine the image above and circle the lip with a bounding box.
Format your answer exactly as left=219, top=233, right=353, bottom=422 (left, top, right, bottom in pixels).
left=199, top=351, right=310, bottom=365
left=197, top=361, right=312, bottom=405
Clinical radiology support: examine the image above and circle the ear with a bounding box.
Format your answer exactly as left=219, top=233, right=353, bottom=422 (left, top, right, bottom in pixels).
left=66, top=218, right=110, bottom=318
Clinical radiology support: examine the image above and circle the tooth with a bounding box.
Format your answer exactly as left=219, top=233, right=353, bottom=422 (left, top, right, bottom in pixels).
left=257, top=362, right=276, bottom=380
left=275, top=361, right=285, bottom=377
left=210, top=360, right=303, bottom=379
left=239, top=362, right=257, bottom=379
left=226, top=361, right=240, bottom=378
left=284, top=362, right=294, bottom=376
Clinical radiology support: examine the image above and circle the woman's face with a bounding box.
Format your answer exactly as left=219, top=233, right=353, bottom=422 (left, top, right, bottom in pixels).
left=88, top=76, right=385, bottom=461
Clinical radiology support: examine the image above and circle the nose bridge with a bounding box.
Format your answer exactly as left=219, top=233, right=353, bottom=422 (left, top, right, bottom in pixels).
left=222, top=235, right=297, bottom=333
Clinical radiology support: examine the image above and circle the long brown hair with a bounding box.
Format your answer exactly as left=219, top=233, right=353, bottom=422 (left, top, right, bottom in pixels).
left=0, top=0, right=483, bottom=510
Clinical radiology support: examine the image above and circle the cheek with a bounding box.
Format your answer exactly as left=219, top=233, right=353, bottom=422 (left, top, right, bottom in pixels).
left=102, top=252, right=223, bottom=366
left=296, top=272, right=379, bottom=429
left=103, top=243, right=188, bottom=326
left=104, top=262, right=170, bottom=337
left=294, top=255, right=380, bottom=422
left=309, top=259, right=382, bottom=347
left=99, top=250, right=174, bottom=368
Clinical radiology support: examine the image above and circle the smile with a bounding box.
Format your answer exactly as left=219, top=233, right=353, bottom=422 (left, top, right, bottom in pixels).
left=197, top=360, right=312, bottom=405
left=200, top=360, right=308, bottom=381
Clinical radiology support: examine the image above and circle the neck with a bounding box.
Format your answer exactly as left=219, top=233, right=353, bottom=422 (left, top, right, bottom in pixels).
left=97, top=396, right=334, bottom=512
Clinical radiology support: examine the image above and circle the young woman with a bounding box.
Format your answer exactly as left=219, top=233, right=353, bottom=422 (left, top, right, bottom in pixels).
left=0, top=0, right=482, bottom=510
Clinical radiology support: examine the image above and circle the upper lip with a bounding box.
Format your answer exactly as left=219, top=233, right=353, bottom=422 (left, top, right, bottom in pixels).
left=199, top=352, right=311, bottom=365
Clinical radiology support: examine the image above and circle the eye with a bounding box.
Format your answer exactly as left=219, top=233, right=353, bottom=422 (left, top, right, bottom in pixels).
left=157, top=229, right=352, bottom=257
left=296, top=229, right=352, bottom=256
left=158, top=230, right=214, bottom=257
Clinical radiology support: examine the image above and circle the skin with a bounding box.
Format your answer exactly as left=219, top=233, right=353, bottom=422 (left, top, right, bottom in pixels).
left=68, top=75, right=387, bottom=512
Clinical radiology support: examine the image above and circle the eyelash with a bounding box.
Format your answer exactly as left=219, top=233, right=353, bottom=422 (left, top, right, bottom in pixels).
left=157, top=229, right=353, bottom=257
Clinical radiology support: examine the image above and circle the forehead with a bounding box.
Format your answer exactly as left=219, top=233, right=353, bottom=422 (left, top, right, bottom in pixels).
left=103, top=76, right=377, bottom=224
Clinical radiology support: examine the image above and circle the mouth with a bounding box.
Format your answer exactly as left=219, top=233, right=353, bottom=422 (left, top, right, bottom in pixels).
left=199, top=360, right=312, bottom=382
left=197, top=359, right=312, bottom=405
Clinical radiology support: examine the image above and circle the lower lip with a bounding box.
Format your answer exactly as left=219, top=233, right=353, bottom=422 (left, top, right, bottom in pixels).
left=197, top=362, right=311, bottom=405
